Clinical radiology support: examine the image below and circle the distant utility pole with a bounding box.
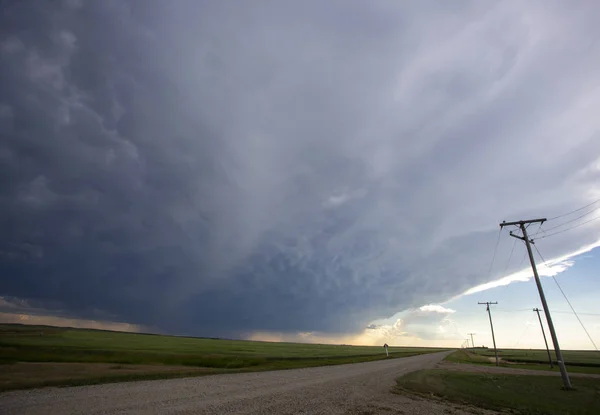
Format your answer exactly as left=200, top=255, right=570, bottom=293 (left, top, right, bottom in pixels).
left=467, top=333, right=476, bottom=349
left=534, top=308, right=553, bottom=368
left=478, top=302, right=499, bottom=366
left=501, top=218, right=572, bottom=389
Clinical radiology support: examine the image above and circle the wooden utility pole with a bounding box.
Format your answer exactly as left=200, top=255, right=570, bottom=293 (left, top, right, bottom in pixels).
left=534, top=308, right=553, bottom=368
left=501, top=218, right=572, bottom=389
left=467, top=333, right=476, bottom=349
left=478, top=302, right=499, bottom=366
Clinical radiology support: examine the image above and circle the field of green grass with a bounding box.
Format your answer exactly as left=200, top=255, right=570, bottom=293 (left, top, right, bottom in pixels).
left=446, top=348, right=600, bottom=374
left=0, top=324, right=447, bottom=391
left=474, top=347, right=600, bottom=365
left=396, top=369, right=600, bottom=415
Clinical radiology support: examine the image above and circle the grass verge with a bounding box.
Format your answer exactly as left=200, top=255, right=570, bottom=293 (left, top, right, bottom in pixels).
left=446, top=349, right=600, bottom=375
left=0, top=362, right=222, bottom=392
left=396, top=369, right=600, bottom=415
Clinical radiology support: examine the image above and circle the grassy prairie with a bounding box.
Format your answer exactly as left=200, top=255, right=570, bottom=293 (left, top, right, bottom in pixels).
left=447, top=348, right=600, bottom=374
left=0, top=324, right=447, bottom=391
left=0, top=362, right=213, bottom=391
left=396, top=369, right=600, bottom=415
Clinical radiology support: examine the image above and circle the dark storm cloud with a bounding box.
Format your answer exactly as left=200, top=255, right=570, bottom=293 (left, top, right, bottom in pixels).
left=1, top=0, right=600, bottom=337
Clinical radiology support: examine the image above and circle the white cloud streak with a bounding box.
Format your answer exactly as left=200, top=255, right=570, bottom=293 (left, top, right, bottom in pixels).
left=462, top=239, right=600, bottom=296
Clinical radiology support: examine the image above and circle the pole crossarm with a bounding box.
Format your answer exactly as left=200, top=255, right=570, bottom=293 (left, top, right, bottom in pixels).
left=509, top=231, right=526, bottom=241
left=500, top=218, right=546, bottom=228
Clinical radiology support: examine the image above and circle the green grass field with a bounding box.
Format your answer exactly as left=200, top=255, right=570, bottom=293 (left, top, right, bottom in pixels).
left=446, top=348, right=600, bottom=374
left=396, top=369, right=600, bottom=415
left=0, top=324, right=447, bottom=391
left=472, top=347, right=600, bottom=366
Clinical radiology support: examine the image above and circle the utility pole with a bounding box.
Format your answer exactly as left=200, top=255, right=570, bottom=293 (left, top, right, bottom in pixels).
left=534, top=308, right=553, bottom=368
left=467, top=333, right=476, bottom=349
left=478, top=302, right=499, bottom=366
left=501, top=218, right=572, bottom=389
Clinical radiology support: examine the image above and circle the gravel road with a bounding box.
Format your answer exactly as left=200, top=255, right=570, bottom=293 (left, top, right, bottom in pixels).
left=0, top=351, right=493, bottom=414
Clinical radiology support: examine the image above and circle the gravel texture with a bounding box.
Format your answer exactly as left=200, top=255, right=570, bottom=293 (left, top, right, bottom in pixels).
left=0, top=351, right=496, bottom=414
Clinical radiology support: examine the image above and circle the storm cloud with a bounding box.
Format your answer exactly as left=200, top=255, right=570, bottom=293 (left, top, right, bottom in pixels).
left=1, top=0, right=600, bottom=338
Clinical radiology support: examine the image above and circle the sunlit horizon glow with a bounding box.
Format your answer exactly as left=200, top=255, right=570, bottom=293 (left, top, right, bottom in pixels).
left=1, top=1, right=600, bottom=349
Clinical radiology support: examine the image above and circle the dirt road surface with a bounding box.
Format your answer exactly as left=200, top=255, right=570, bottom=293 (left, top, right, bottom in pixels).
left=0, top=351, right=493, bottom=414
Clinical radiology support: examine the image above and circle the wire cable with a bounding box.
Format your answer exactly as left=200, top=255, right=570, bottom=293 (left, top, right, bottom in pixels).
left=547, top=198, right=600, bottom=221
left=542, top=206, right=600, bottom=233
left=535, top=216, right=600, bottom=240
left=532, top=222, right=545, bottom=238
left=495, top=308, right=532, bottom=313
left=554, top=311, right=600, bottom=317
left=514, top=318, right=532, bottom=348
left=508, top=223, right=539, bottom=271
left=533, top=244, right=599, bottom=351
left=501, top=238, right=517, bottom=276
left=487, top=228, right=502, bottom=278
left=517, top=252, right=527, bottom=267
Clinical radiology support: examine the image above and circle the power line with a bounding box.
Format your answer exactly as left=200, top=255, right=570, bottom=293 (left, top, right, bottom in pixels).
left=502, top=238, right=517, bottom=275
left=542, top=206, right=600, bottom=233
left=534, top=216, right=600, bottom=240
left=532, top=222, right=545, bottom=238
left=517, top=252, right=527, bottom=267
left=533, top=244, right=599, bottom=351
left=487, top=228, right=502, bottom=278
left=554, top=311, right=600, bottom=317
left=494, top=308, right=532, bottom=313
left=550, top=275, right=599, bottom=352
left=514, top=317, right=532, bottom=348
left=547, top=198, right=600, bottom=221
left=511, top=223, right=541, bottom=269
left=458, top=309, right=600, bottom=316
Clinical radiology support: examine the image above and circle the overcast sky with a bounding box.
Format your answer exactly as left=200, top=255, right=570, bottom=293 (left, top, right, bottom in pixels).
left=1, top=0, right=599, bottom=348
